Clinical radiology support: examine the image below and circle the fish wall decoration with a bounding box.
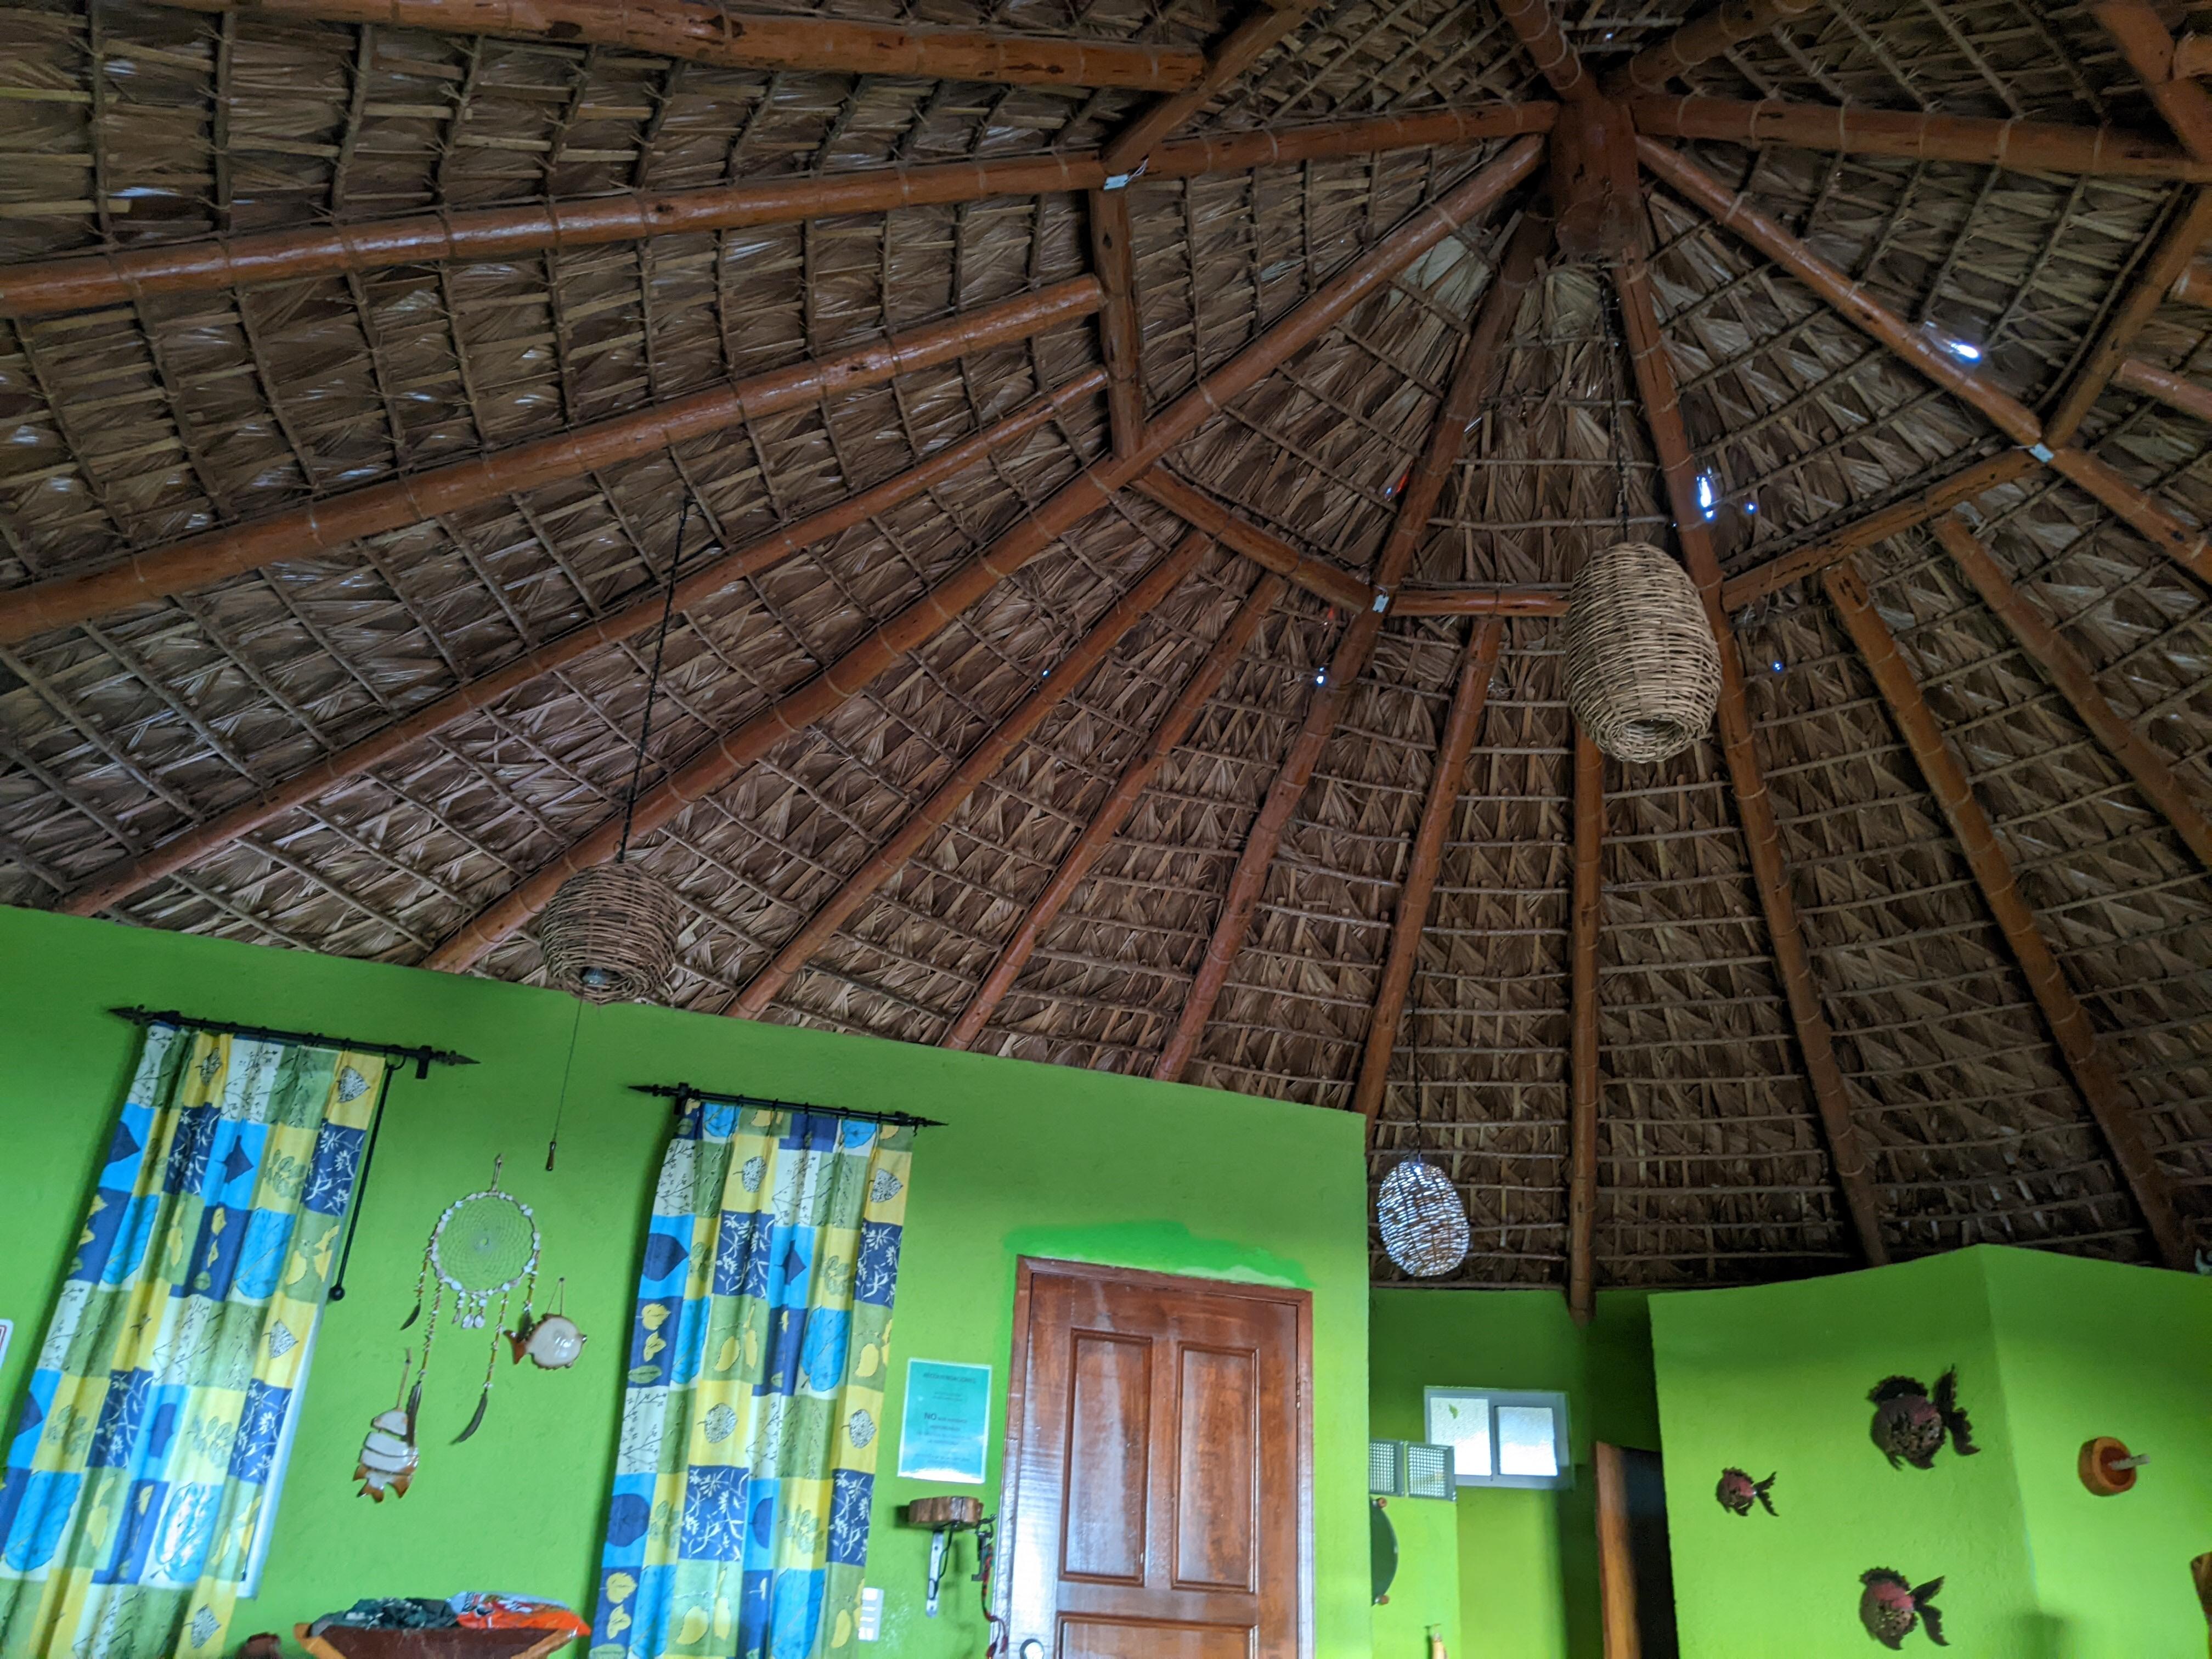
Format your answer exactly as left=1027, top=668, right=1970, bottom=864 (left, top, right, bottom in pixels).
left=1869, top=1368, right=1979, bottom=1471
left=1858, top=1568, right=1945, bottom=1649
left=1714, top=1468, right=1777, bottom=1517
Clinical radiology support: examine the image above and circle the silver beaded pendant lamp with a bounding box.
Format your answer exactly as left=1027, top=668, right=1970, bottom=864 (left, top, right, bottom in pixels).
left=1375, top=966, right=1470, bottom=1278
left=537, top=503, right=689, bottom=1004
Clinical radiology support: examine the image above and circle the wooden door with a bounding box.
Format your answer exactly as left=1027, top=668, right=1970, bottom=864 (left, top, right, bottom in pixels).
left=1595, top=1442, right=1679, bottom=1659
left=1001, top=1260, right=1313, bottom=1659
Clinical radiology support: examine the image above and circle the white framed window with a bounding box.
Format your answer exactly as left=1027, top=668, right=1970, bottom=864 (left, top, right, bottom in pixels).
left=1423, top=1387, right=1572, bottom=1490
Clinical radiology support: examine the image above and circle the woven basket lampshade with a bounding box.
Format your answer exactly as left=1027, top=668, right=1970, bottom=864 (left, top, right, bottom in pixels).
left=1561, top=541, right=1722, bottom=765
left=1376, top=1158, right=1471, bottom=1277
left=538, top=862, right=682, bottom=1004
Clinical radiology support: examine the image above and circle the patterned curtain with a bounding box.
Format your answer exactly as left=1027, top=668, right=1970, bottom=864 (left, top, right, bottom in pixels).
left=0, top=1021, right=385, bottom=1658
left=591, top=1102, right=912, bottom=1659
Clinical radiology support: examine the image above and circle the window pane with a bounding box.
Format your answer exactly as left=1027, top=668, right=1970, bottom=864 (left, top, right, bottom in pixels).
left=1426, top=1393, right=1491, bottom=1481
left=1495, top=1405, right=1559, bottom=1477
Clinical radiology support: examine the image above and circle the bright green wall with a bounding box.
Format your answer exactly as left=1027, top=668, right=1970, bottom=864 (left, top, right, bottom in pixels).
left=1369, top=1288, right=1659, bottom=1659
left=1369, top=1489, right=1459, bottom=1659
left=0, top=905, right=1372, bottom=1657
left=1982, top=1249, right=2212, bottom=1659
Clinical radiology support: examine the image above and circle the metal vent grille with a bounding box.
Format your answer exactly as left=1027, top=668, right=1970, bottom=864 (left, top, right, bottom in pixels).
left=1369, top=1439, right=1403, bottom=1496
left=1405, top=1442, right=1456, bottom=1499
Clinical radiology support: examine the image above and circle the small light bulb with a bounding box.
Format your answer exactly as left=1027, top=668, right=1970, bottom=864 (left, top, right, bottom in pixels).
left=1772, top=661, right=1785, bottom=674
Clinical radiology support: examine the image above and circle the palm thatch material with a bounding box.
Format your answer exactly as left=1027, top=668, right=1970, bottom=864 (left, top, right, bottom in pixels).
left=1561, top=541, right=1721, bottom=764
left=1378, top=1158, right=1472, bottom=1277
left=538, top=863, right=682, bottom=1005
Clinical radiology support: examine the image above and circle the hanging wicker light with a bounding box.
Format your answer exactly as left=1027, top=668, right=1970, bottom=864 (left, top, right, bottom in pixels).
left=1560, top=540, right=1722, bottom=764
left=537, top=501, right=691, bottom=1005
left=1377, top=1158, right=1471, bottom=1278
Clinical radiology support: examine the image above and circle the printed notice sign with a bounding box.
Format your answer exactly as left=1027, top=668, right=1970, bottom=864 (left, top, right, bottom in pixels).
left=896, top=1358, right=992, bottom=1484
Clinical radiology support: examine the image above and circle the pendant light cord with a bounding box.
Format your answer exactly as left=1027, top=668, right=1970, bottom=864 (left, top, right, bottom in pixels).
left=617, top=496, right=691, bottom=864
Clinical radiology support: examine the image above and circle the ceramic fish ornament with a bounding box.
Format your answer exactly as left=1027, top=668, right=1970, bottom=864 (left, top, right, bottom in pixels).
left=1714, top=1468, right=1778, bottom=1517
left=1869, top=1368, right=1979, bottom=1470
left=356, top=1356, right=419, bottom=1502
left=507, top=1277, right=588, bottom=1369
left=1858, top=1568, right=1946, bottom=1649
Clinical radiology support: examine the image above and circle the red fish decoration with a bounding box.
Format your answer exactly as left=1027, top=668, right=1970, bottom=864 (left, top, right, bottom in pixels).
left=1859, top=1568, right=1945, bottom=1649
left=1869, top=1368, right=1979, bottom=1471
left=1714, top=1468, right=1778, bottom=1517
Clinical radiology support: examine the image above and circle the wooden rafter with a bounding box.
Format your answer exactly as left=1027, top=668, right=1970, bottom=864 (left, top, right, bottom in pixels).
left=724, top=529, right=1215, bottom=1020
left=1133, top=473, right=1376, bottom=610
left=1605, top=0, right=1829, bottom=96
left=1351, top=619, right=1504, bottom=1125
left=1611, top=250, right=1893, bottom=1267
left=0, top=280, right=1103, bottom=647
left=2174, top=257, right=2212, bottom=307
left=2043, top=189, right=2212, bottom=448
left=2098, top=2, right=2212, bottom=161
left=1566, top=726, right=1605, bottom=1325
left=2113, top=354, right=2212, bottom=425
left=425, top=136, right=1547, bottom=972
left=1628, top=94, right=2212, bottom=182
left=1495, top=0, right=1591, bottom=102
left=1822, top=561, right=2191, bottom=1269
left=1932, top=516, right=2212, bottom=874
left=1101, top=0, right=1321, bottom=179
left=1387, top=586, right=1568, bottom=616
left=0, top=104, right=1556, bottom=321
left=1149, top=200, right=1555, bottom=1083
left=1090, top=189, right=1148, bottom=461
left=150, top=0, right=1211, bottom=92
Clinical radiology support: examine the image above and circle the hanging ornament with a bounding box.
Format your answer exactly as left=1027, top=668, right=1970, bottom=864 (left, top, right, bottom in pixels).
left=1378, top=1157, right=1471, bottom=1277
left=355, top=1351, right=420, bottom=1502
left=508, top=1276, right=588, bottom=1369
left=400, top=1155, right=542, bottom=1443
left=538, top=500, right=692, bottom=1003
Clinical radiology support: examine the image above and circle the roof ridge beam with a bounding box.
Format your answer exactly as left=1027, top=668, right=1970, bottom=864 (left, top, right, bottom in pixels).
left=150, top=0, right=1209, bottom=92
left=1822, top=560, right=2191, bottom=1269
left=0, top=279, right=1105, bottom=648
left=48, top=374, right=1104, bottom=921
left=1567, top=725, right=1604, bottom=1324
left=1611, top=247, right=1892, bottom=1267
left=1629, top=94, right=2212, bottom=182
left=1352, top=618, right=1504, bottom=1126
left=724, top=529, right=1215, bottom=1020
left=941, top=573, right=1286, bottom=1051
left=423, top=134, right=1545, bottom=972
left=2097, top=2, right=2212, bottom=161
left=1932, top=515, right=2212, bottom=875
left=1148, top=198, right=1554, bottom=1084
left=1606, top=0, right=1826, bottom=96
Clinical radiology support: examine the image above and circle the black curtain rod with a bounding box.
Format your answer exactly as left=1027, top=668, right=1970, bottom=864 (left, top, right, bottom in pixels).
left=111, top=1006, right=476, bottom=1080
left=630, top=1083, right=944, bottom=1131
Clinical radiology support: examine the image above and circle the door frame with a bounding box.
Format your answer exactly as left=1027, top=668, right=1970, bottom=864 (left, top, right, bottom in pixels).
left=997, top=1256, right=1318, bottom=1659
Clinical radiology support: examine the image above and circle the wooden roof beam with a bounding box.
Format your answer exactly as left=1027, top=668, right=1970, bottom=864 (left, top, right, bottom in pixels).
left=2174, top=257, right=2212, bottom=307
left=1611, top=249, right=1892, bottom=1267
left=1351, top=619, right=1504, bottom=1126
left=1132, top=473, right=1376, bottom=611
left=2042, top=189, right=2212, bottom=448
left=1629, top=94, right=2212, bottom=182
left=1639, top=137, right=2212, bottom=589
left=1567, top=726, right=1605, bottom=1325
left=51, top=373, right=1105, bottom=920
left=0, top=104, right=1555, bottom=321
left=426, top=136, right=1547, bottom=970
left=1090, top=189, right=1148, bottom=460
left=724, top=529, right=1215, bottom=1020
left=941, top=574, right=1286, bottom=1051
left=1149, top=198, right=1554, bottom=1083
left=1101, top=0, right=1322, bottom=180
left=1933, top=516, right=2212, bottom=874
left=0, top=279, right=1104, bottom=647
left=151, top=0, right=1210, bottom=91
left=1605, top=0, right=1829, bottom=97
left=1389, top=586, right=1568, bottom=615
left=2097, top=2, right=2212, bottom=161
left=2112, top=355, right=2212, bottom=425
left=1823, top=561, right=2191, bottom=1269
left=1496, top=0, right=1592, bottom=103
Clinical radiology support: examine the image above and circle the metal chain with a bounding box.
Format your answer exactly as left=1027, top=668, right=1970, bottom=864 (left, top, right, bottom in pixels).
left=617, top=496, right=692, bottom=861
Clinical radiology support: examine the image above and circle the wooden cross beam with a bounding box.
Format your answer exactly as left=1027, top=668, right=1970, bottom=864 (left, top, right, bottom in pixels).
left=1822, top=561, right=2191, bottom=1269
left=2044, top=190, right=2212, bottom=448
left=722, top=529, right=1216, bottom=1020
left=1091, top=189, right=1148, bottom=460
left=2098, top=2, right=2212, bottom=161
left=2113, top=354, right=2212, bottom=425
left=424, top=136, right=1546, bottom=970
left=1351, top=619, right=1505, bottom=1125
left=0, top=280, right=1104, bottom=647
left=1604, top=0, right=1830, bottom=97
left=2174, top=258, right=2212, bottom=307
left=1133, top=473, right=1377, bottom=611
left=1566, top=725, right=1605, bottom=1324
left=1611, top=250, right=1892, bottom=1267
left=941, top=574, right=1286, bottom=1051
left=1932, top=516, right=2212, bottom=875
left=1101, top=0, right=1323, bottom=180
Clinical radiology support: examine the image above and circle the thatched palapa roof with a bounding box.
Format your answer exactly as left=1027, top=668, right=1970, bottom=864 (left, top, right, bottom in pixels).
left=2, top=0, right=2209, bottom=1291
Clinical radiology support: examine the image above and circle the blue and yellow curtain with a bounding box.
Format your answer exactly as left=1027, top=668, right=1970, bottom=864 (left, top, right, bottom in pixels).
left=0, top=1021, right=384, bottom=1658
left=591, top=1102, right=912, bottom=1659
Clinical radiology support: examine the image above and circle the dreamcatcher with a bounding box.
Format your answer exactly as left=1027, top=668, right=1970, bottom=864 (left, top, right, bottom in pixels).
left=400, top=1156, right=542, bottom=1442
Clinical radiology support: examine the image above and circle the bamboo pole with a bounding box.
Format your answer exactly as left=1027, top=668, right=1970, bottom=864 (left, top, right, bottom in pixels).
left=149, top=0, right=1209, bottom=92
left=1605, top=0, right=1829, bottom=96
left=1389, top=586, right=1568, bottom=615
left=940, top=574, right=1286, bottom=1049
left=1132, top=473, right=1378, bottom=611
left=1822, top=560, right=2190, bottom=1269
left=1611, top=250, right=1892, bottom=1267
left=1101, top=0, right=1319, bottom=178
left=1149, top=193, right=1552, bottom=1082
left=2175, top=258, right=2212, bottom=308
left=0, top=279, right=1104, bottom=647
left=2113, top=355, right=2212, bottom=426
left=53, top=373, right=1105, bottom=919
left=2043, top=189, right=2212, bottom=448
left=2098, top=2, right=2212, bottom=161
left=1496, top=0, right=1591, bottom=102
left=724, top=529, right=1214, bottom=1019
left=1628, top=94, right=2212, bottom=182
left=426, top=136, right=1545, bottom=970
left=2044, top=446, right=2212, bottom=586
left=1090, top=189, right=1147, bottom=460
left=1567, top=725, right=1605, bottom=1326
left=1932, top=516, right=2212, bottom=873
left=1593, top=1444, right=1644, bottom=1659
left=1351, top=619, right=1504, bottom=1125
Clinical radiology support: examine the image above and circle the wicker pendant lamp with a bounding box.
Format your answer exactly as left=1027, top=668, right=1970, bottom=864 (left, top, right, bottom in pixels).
left=538, top=503, right=690, bottom=1004
left=1375, top=967, right=1470, bottom=1277
left=1560, top=541, right=1721, bottom=764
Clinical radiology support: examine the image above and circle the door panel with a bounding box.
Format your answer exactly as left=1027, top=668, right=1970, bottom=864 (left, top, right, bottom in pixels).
left=1004, top=1262, right=1311, bottom=1659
